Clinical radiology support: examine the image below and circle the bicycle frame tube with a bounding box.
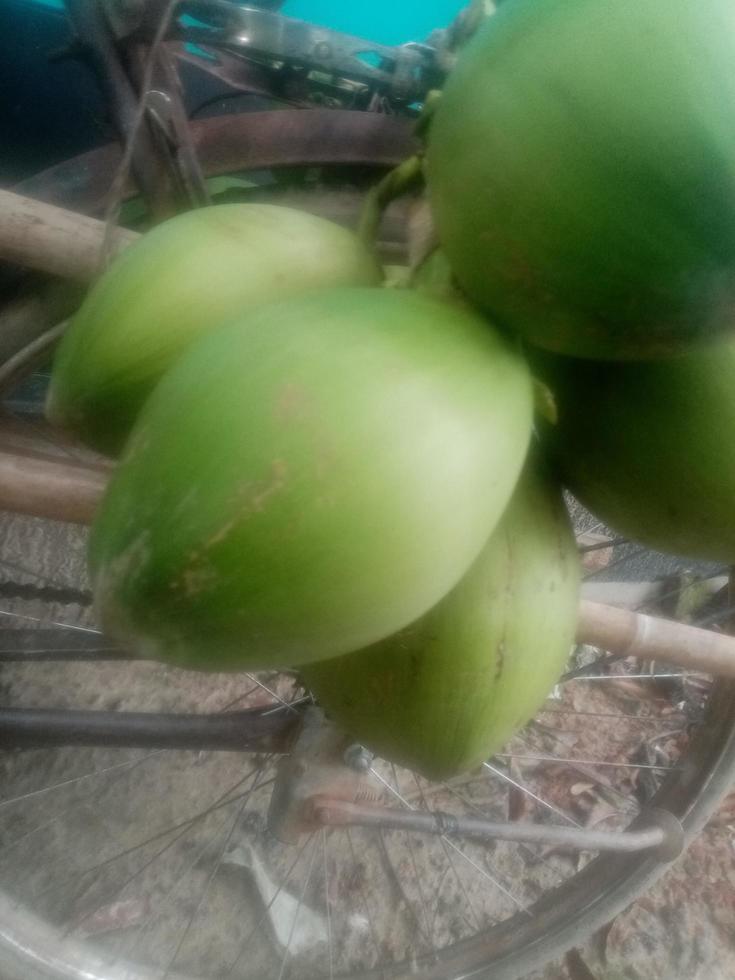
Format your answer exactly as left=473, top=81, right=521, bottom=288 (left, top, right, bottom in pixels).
left=0, top=705, right=300, bottom=750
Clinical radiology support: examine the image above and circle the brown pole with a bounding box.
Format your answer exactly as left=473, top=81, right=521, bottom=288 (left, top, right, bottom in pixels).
left=0, top=188, right=139, bottom=282
left=577, top=598, right=735, bottom=678
left=0, top=449, right=108, bottom=525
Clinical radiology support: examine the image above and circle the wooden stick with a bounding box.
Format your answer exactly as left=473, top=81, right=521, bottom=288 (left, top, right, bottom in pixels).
left=0, top=449, right=108, bottom=525
left=1, top=445, right=734, bottom=675
left=577, top=598, right=735, bottom=678
left=0, top=188, right=139, bottom=282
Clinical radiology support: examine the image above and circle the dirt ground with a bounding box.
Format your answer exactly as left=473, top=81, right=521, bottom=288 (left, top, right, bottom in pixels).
left=531, top=812, right=735, bottom=980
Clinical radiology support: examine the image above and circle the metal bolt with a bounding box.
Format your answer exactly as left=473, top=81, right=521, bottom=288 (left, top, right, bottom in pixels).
left=343, top=743, right=373, bottom=772
left=313, top=41, right=332, bottom=61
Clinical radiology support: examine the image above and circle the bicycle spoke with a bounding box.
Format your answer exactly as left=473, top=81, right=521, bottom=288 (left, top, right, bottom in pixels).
left=513, top=714, right=668, bottom=813
left=379, top=767, right=526, bottom=923
left=244, top=674, right=299, bottom=714
left=321, top=829, right=334, bottom=980
left=375, top=829, right=433, bottom=949
left=417, top=775, right=527, bottom=917
left=442, top=836, right=530, bottom=917
left=482, top=762, right=580, bottom=827
left=582, top=545, right=650, bottom=580
left=0, top=646, right=119, bottom=658
left=263, top=694, right=312, bottom=717
left=223, top=832, right=315, bottom=978
left=443, top=784, right=566, bottom=883
left=67, top=762, right=267, bottom=938
left=577, top=518, right=607, bottom=537
left=276, top=832, right=319, bottom=980
left=112, top=762, right=276, bottom=963
left=497, top=753, right=676, bottom=770
left=0, top=752, right=164, bottom=811
left=440, top=836, right=483, bottom=931
left=108, top=812, right=228, bottom=966
left=219, top=684, right=295, bottom=714
left=428, top=862, right=453, bottom=938
left=561, top=652, right=632, bottom=683
left=410, top=775, right=482, bottom=931
left=345, top=828, right=383, bottom=970
left=567, top=673, right=689, bottom=682
left=578, top=536, right=627, bottom=554
left=64, top=813, right=203, bottom=939
left=389, top=764, right=434, bottom=948
left=0, top=751, right=167, bottom=858
left=539, top=707, right=687, bottom=722
left=404, top=835, right=436, bottom=949
left=371, top=766, right=409, bottom=804
left=219, top=686, right=260, bottom=712
left=162, top=790, right=252, bottom=979
left=0, top=608, right=101, bottom=633
left=32, top=771, right=274, bottom=904
left=513, top=736, right=643, bottom=812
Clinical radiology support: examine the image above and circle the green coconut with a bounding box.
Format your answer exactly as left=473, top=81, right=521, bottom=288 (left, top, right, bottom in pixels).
left=535, top=341, right=735, bottom=562
left=302, top=463, right=580, bottom=779
left=427, top=0, right=735, bottom=359
left=47, top=204, right=380, bottom=454
left=89, top=287, right=533, bottom=670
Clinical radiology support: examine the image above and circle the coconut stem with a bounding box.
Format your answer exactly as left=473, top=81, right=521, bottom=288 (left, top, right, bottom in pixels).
left=357, top=154, right=424, bottom=253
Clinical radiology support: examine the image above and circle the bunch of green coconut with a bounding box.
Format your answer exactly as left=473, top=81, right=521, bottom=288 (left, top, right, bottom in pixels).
left=47, top=0, right=735, bottom=780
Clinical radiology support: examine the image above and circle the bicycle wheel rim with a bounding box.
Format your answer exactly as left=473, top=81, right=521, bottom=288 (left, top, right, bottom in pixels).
left=0, top=669, right=731, bottom=980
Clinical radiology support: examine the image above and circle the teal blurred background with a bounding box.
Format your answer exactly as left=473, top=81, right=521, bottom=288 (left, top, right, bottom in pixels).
left=20, top=0, right=465, bottom=44
left=280, top=1, right=464, bottom=45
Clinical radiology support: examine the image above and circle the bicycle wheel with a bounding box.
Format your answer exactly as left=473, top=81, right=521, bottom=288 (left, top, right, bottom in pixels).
left=3, top=113, right=735, bottom=978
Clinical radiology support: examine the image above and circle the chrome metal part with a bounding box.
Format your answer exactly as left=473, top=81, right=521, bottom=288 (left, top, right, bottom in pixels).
left=179, top=2, right=444, bottom=105
left=310, top=797, right=684, bottom=858
left=267, top=707, right=377, bottom=844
